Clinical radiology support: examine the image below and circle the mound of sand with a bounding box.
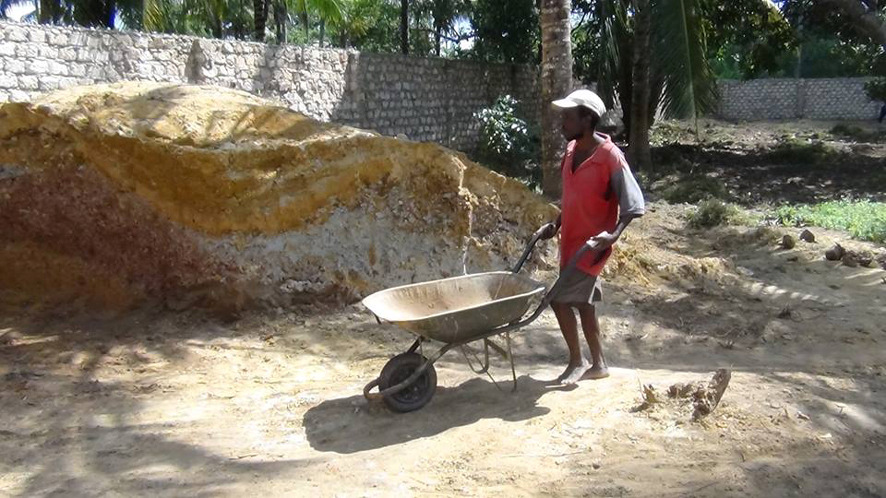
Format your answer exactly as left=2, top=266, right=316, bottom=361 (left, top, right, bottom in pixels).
left=0, top=82, right=558, bottom=310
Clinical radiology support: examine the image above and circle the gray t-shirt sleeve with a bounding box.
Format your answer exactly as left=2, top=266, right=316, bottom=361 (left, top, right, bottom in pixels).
left=611, top=152, right=646, bottom=218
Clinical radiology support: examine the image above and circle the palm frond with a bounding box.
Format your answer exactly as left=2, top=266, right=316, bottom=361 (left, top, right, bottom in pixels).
left=310, top=0, right=342, bottom=24
left=596, top=0, right=629, bottom=109
left=651, top=0, right=718, bottom=120
left=145, top=0, right=179, bottom=32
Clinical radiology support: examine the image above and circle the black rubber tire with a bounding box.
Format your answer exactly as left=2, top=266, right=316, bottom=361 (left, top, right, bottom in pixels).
left=378, top=352, right=437, bottom=413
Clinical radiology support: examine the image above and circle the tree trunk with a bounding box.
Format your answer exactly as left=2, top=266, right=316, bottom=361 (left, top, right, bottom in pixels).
left=539, top=0, right=573, bottom=199
left=212, top=16, right=223, bottom=38
left=320, top=19, right=325, bottom=46
left=254, top=0, right=268, bottom=41
left=38, top=0, right=49, bottom=23
left=400, top=0, right=409, bottom=54
left=627, top=0, right=652, bottom=171
left=38, top=0, right=58, bottom=23
left=274, top=0, right=286, bottom=43
left=434, top=26, right=441, bottom=56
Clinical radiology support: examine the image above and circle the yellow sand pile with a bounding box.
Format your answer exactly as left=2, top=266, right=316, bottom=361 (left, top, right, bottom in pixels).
left=0, top=82, right=558, bottom=310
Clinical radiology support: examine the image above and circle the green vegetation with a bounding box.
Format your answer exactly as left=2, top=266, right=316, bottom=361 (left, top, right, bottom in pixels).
left=830, top=124, right=886, bottom=143
left=473, top=95, right=540, bottom=188
left=663, top=176, right=728, bottom=204
left=687, top=199, right=750, bottom=228
left=864, top=79, right=886, bottom=103
left=764, top=138, right=839, bottom=165
left=774, top=201, right=886, bottom=244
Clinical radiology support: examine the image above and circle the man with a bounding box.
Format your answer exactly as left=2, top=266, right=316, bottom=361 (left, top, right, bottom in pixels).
left=539, top=89, right=646, bottom=385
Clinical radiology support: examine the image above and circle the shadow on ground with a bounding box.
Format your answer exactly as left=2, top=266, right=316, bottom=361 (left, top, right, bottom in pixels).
left=303, top=375, right=574, bottom=454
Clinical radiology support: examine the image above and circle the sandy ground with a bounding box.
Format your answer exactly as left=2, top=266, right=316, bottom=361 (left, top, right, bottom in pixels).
left=2, top=204, right=886, bottom=497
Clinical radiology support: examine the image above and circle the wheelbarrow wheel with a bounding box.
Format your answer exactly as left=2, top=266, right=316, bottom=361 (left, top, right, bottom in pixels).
left=378, top=352, right=437, bottom=413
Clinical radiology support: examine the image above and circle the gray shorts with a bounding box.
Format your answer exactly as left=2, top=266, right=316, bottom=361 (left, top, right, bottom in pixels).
left=551, top=270, right=603, bottom=305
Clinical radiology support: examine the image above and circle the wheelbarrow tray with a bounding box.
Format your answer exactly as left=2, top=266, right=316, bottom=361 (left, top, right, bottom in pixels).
left=362, top=271, right=546, bottom=344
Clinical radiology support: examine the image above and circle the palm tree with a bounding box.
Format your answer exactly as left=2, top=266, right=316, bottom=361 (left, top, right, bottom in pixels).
left=270, top=0, right=342, bottom=44
left=428, top=0, right=469, bottom=56
left=627, top=0, right=651, bottom=169
left=296, top=0, right=342, bottom=45
left=254, top=0, right=269, bottom=40
left=540, top=0, right=573, bottom=198
left=591, top=0, right=719, bottom=171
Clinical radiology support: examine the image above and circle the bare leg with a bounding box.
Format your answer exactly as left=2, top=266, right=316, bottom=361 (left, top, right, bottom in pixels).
left=577, top=304, right=609, bottom=380
left=552, top=302, right=590, bottom=384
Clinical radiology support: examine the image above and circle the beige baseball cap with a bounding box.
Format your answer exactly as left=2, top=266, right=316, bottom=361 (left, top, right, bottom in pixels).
left=552, top=89, right=606, bottom=117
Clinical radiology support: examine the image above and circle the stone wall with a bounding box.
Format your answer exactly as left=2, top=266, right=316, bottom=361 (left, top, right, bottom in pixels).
left=718, top=77, right=880, bottom=121
left=0, top=21, right=539, bottom=151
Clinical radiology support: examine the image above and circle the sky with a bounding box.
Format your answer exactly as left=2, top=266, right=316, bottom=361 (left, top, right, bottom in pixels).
left=6, top=4, right=33, bottom=22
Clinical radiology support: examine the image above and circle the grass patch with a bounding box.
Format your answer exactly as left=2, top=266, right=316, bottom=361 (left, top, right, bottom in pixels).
left=663, top=176, right=728, bottom=204
left=773, top=200, right=886, bottom=243
left=830, top=124, right=886, bottom=143
left=764, top=137, right=840, bottom=165
left=688, top=199, right=754, bottom=228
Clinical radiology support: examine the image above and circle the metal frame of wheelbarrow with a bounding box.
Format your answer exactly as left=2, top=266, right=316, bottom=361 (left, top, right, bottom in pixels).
left=363, top=226, right=605, bottom=409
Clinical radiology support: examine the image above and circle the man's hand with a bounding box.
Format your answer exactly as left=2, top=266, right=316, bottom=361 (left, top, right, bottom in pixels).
left=538, top=222, right=559, bottom=240
left=587, top=231, right=618, bottom=251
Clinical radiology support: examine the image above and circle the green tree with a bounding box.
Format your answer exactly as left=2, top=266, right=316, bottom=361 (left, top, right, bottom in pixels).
left=807, top=0, right=886, bottom=48
left=781, top=0, right=886, bottom=77
left=575, top=0, right=718, bottom=171
left=269, top=0, right=343, bottom=44
left=411, top=0, right=469, bottom=56
left=144, top=0, right=197, bottom=33
left=468, top=0, right=539, bottom=63
left=704, top=0, right=798, bottom=79
left=333, top=0, right=400, bottom=50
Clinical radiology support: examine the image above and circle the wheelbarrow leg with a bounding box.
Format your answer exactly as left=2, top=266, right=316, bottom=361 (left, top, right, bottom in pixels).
left=406, top=337, right=422, bottom=355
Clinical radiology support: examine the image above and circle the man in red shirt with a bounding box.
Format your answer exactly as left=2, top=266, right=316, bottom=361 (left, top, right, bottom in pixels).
left=539, top=89, right=646, bottom=385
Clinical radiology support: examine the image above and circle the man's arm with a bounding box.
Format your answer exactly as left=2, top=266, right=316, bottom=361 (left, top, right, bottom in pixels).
left=590, top=157, right=646, bottom=249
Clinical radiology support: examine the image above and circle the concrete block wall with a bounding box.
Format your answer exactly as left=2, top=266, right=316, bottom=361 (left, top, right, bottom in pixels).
left=0, top=21, right=539, bottom=152
left=718, top=77, right=880, bottom=121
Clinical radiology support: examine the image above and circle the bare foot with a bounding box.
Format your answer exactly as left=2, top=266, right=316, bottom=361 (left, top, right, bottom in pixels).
left=581, top=365, right=610, bottom=380
left=558, top=359, right=591, bottom=385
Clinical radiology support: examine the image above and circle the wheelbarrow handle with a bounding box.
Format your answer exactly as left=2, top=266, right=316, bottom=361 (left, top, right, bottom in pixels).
left=511, top=225, right=549, bottom=273
left=542, top=239, right=605, bottom=305
left=480, top=240, right=607, bottom=338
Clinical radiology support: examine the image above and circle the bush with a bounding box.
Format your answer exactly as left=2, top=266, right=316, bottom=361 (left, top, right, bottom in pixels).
left=864, top=78, right=886, bottom=102
left=830, top=124, right=886, bottom=143
left=663, top=176, right=728, bottom=204
left=764, top=137, right=839, bottom=164
left=473, top=95, right=541, bottom=188
left=773, top=200, right=886, bottom=243
left=687, top=199, right=747, bottom=228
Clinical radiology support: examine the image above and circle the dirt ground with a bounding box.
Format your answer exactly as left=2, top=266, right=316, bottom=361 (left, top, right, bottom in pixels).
left=2, top=200, right=885, bottom=497
left=647, top=119, right=886, bottom=205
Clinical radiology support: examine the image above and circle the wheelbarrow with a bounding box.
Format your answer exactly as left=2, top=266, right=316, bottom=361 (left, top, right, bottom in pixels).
left=361, top=227, right=605, bottom=412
